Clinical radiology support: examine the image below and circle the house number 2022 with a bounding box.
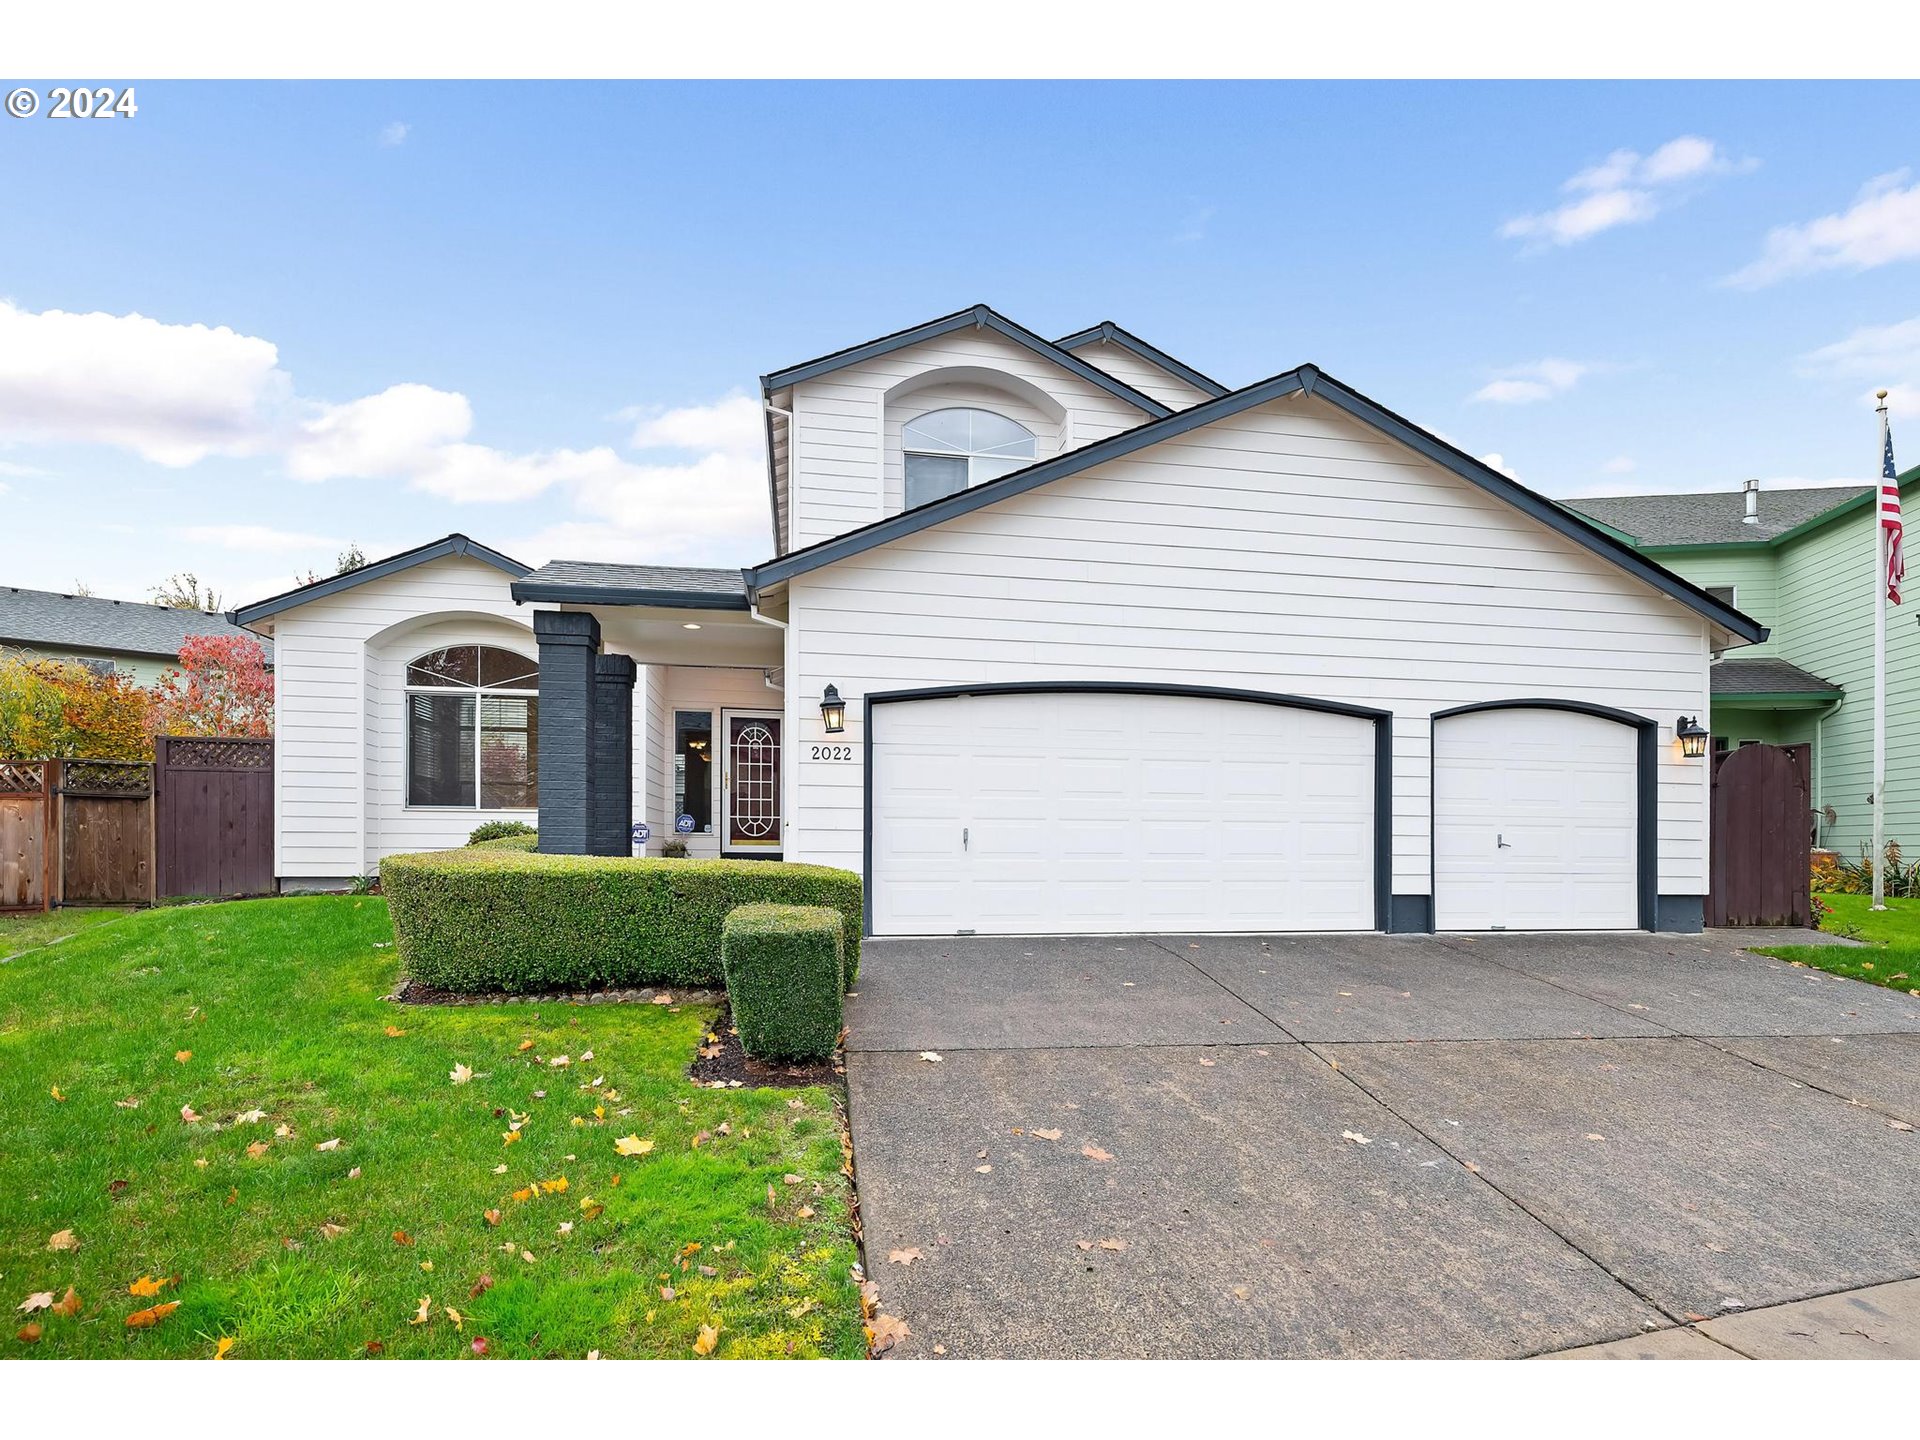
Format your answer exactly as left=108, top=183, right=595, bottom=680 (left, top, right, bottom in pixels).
left=809, top=744, right=854, bottom=761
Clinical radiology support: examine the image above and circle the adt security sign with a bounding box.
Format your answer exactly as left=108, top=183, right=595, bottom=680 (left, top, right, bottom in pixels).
left=631, top=822, right=650, bottom=854
left=675, top=813, right=696, bottom=834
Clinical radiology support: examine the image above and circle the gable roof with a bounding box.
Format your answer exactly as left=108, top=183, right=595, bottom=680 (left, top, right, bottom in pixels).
left=760, top=304, right=1173, bottom=419
left=745, top=363, right=1766, bottom=645
left=1567, top=486, right=1873, bottom=547
left=2, top=586, right=268, bottom=662
left=230, top=534, right=531, bottom=628
left=1711, top=656, right=1842, bottom=700
left=1054, top=321, right=1229, bottom=399
left=510, top=560, right=749, bottom=610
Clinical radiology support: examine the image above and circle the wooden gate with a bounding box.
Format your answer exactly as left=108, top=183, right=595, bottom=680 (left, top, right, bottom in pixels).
left=153, top=736, right=274, bottom=900
left=1708, top=742, right=1814, bottom=928
left=1, top=762, right=54, bottom=913
left=57, top=760, right=155, bottom=905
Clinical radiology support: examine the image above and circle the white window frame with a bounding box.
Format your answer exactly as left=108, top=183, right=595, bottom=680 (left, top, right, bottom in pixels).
left=402, top=644, right=540, bottom=812
left=902, top=406, right=1036, bottom=508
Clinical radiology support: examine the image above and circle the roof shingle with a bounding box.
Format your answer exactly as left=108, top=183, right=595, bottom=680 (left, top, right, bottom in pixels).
left=1566, top=486, right=1871, bottom=547
left=1, top=586, right=269, bottom=662
left=1711, top=656, right=1842, bottom=697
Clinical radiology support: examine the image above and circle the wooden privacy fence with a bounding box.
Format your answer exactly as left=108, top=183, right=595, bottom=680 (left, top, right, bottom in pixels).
left=0, top=739, right=274, bottom=913
left=1708, top=742, right=1815, bottom=928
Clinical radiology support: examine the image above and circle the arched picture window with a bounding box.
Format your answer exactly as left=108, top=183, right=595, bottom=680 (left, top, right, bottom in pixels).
left=903, top=407, right=1035, bottom=509
left=405, top=645, right=540, bottom=809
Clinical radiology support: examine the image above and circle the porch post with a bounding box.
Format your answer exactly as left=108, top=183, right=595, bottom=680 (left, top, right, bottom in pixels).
left=532, top=610, right=600, bottom=855
left=590, top=654, right=637, bottom=856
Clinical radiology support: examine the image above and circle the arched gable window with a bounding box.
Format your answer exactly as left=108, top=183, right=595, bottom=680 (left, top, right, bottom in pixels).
left=405, top=644, right=539, bottom=809
left=903, top=407, right=1035, bottom=509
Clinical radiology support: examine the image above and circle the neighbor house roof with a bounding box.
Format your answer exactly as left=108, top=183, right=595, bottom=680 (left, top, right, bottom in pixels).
left=231, top=534, right=531, bottom=628
left=1053, top=321, right=1230, bottom=398
left=744, top=362, right=1767, bottom=646
left=1, top=585, right=268, bottom=663
left=1567, top=486, right=1874, bottom=547
left=509, top=560, right=750, bottom=610
left=1710, top=656, right=1843, bottom=700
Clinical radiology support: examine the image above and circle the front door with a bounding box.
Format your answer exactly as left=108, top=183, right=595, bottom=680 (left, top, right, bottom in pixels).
left=721, top=710, right=783, bottom=854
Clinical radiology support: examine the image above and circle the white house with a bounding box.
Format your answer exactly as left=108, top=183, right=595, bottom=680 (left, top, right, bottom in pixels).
left=232, top=305, right=1764, bottom=935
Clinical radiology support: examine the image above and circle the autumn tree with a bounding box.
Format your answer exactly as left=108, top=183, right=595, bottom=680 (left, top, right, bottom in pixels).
left=0, top=657, right=154, bottom=760
left=152, top=573, right=224, bottom=612
left=148, top=635, right=274, bottom=738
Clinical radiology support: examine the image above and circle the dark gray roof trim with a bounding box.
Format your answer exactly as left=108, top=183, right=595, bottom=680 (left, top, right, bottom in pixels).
left=744, top=362, right=1766, bottom=646
left=760, top=305, right=1172, bottom=420
left=510, top=560, right=751, bottom=611
left=1054, top=321, right=1230, bottom=398
left=230, top=534, right=531, bottom=626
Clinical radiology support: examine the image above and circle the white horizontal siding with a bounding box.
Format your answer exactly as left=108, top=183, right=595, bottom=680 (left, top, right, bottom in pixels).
left=784, top=393, right=1713, bottom=905
left=1071, top=338, right=1214, bottom=411
left=787, top=327, right=1155, bottom=550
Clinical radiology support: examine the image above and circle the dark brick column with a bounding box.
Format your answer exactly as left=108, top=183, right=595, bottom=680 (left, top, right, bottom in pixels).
left=590, top=653, right=637, bottom=856
left=533, top=610, right=600, bottom=855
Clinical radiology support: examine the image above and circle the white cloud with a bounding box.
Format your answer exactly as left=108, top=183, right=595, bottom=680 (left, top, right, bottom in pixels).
left=174, top=524, right=340, bottom=553
left=0, top=300, right=289, bottom=465
left=1601, top=455, right=1637, bottom=474
left=1478, top=452, right=1519, bottom=480
left=1502, top=135, right=1754, bottom=249
left=0, top=298, right=776, bottom=565
left=380, top=121, right=409, bottom=147
left=1799, top=315, right=1920, bottom=419
left=1728, top=171, right=1920, bottom=288
left=1469, top=358, right=1589, bottom=405
left=0, top=458, right=47, bottom=477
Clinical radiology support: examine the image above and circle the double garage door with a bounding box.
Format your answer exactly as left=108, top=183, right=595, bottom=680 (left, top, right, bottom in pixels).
left=869, top=689, right=1641, bottom=937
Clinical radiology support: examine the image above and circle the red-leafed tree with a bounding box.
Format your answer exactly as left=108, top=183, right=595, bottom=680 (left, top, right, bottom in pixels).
left=149, top=635, right=274, bottom=737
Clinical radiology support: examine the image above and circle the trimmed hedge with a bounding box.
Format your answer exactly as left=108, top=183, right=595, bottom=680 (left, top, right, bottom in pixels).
left=468, top=819, right=537, bottom=846
left=470, top=833, right=539, bottom=852
left=382, top=848, right=861, bottom=993
left=722, top=904, right=845, bottom=1061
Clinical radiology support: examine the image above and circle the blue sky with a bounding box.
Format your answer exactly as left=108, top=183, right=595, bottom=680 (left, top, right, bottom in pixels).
left=2, top=80, right=1917, bottom=606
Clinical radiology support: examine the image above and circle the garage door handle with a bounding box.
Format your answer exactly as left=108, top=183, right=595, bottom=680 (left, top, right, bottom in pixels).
left=963, top=827, right=969, bottom=851
left=1497, top=833, right=1511, bottom=849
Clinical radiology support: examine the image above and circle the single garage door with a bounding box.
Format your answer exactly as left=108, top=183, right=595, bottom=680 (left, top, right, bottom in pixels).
left=869, top=689, right=1377, bottom=936
left=1432, top=707, right=1638, bottom=931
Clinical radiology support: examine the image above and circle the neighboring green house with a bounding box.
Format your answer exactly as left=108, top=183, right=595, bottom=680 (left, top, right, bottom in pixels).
left=0, top=584, right=270, bottom=685
left=1569, top=469, right=1920, bottom=856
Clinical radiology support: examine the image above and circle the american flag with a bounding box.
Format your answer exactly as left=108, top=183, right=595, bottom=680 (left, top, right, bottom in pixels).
left=1885, top=412, right=1905, bottom=605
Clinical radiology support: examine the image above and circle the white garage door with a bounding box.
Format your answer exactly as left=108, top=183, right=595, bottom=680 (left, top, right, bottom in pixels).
left=869, top=690, right=1376, bottom=936
left=1432, top=707, right=1638, bottom=931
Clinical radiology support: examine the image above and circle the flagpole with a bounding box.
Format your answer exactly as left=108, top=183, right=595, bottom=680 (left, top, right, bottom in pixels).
left=1873, top=390, right=1891, bottom=910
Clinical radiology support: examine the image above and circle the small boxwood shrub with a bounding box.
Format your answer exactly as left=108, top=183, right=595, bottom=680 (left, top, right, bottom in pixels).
left=722, top=904, right=845, bottom=1061
left=470, top=832, right=539, bottom=852
left=468, top=819, right=537, bottom=846
left=382, top=848, right=861, bottom=993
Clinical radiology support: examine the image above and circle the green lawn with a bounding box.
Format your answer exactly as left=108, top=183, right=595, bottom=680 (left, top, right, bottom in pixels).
left=1750, top=892, right=1920, bottom=995
left=1, top=907, right=130, bottom=961
left=0, top=896, right=864, bottom=1359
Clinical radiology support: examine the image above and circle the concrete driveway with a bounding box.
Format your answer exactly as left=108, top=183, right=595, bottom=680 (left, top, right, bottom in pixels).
left=843, top=930, right=1920, bottom=1359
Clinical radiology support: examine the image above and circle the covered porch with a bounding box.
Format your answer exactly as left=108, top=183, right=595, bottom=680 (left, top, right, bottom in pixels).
left=510, top=562, right=790, bottom=860
left=1707, top=655, right=1844, bottom=834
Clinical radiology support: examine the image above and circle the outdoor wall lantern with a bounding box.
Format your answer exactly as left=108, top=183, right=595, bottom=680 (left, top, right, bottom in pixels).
left=1675, top=715, right=1709, bottom=759
left=820, top=684, right=846, bottom=734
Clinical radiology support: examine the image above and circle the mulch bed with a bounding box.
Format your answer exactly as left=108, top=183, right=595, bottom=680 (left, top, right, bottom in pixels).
left=687, top=1000, right=844, bottom=1090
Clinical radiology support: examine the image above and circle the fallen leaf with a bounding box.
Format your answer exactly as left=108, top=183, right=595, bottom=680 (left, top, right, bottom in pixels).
left=444, top=1305, right=463, bottom=1330
left=47, top=1229, right=78, bottom=1252
left=1076, top=1240, right=1094, bottom=1251
left=50, top=1086, right=66, bottom=1102
left=449, top=1063, right=474, bottom=1085
left=502, top=1130, right=522, bottom=1147
left=538, top=1176, right=568, bottom=1194
left=180, top=1104, right=201, bottom=1125
left=234, top=1109, right=267, bottom=1125
left=492, top=1164, right=508, bottom=1174
left=1031, top=1128, right=1063, bottom=1141
left=16, top=1323, right=42, bottom=1344
left=933, top=1343, right=947, bottom=1355
left=213, top=1336, right=234, bottom=1360
left=419, top=1260, right=433, bottom=1272
left=319, top=1222, right=348, bottom=1242
left=385, top=1026, right=407, bottom=1037
left=125, top=1301, right=179, bottom=1328
left=128, top=1276, right=171, bottom=1299
left=246, top=1141, right=270, bottom=1158
left=348, top=1166, right=361, bottom=1179
left=114, top=1097, right=138, bottom=1109
left=225, top=1187, right=237, bottom=1206
left=175, top=1050, right=192, bottom=1063
left=365, top=1340, right=385, bottom=1356
left=512, top=1187, right=534, bottom=1204
left=694, top=1323, right=720, bottom=1356
left=796, top=1205, right=814, bottom=1219
left=51, top=1288, right=81, bottom=1318
left=1892, top=1119, right=1915, bottom=1132
left=1341, top=1131, right=1372, bottom=1146
left=788, top=1297, right=818, bottom=1320
left=518, top=1039, right=535, bottom=1052
left=469, top=1275, right=494, bottom=1300
left=1584, top=1133, right=1606, bottom=1141
left=1098, top=1238, right=1128, bottom=1251
left=974, top=1164, right=992, bottom=1174
left=471, top=1336, right=490, bottom=1356
left=919, top=1051, right=943, bottom=1063
left=17, top=1292, right=54, bottom=1313
left=548, top=1055, right=571, bottom=1068
left=393, top=1230, right=414, bottom=1246
left=1198, top=1057, right=1217, bottom=1067
left=314, top=1138, right=341, bottom=1151
left=1082, top=1144, right=1113, bottom=1162
left=580, top=1201, right=605, bottom=1222
left=484, top=1209, right=502, bottom=1227
left=869, top=1313, right=911, bottom=1353
left=520, top=1250, right=536, bottom=1264
left=409, top=1295, right=432, bottom=1325
left=274, top=1123, right=292, bottom=1137
left=887, top=1248, right=922, bottom=1266
left=108, top=1178, right=130, bottom=1194
left=651, top=993, right=673, bottom=1005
